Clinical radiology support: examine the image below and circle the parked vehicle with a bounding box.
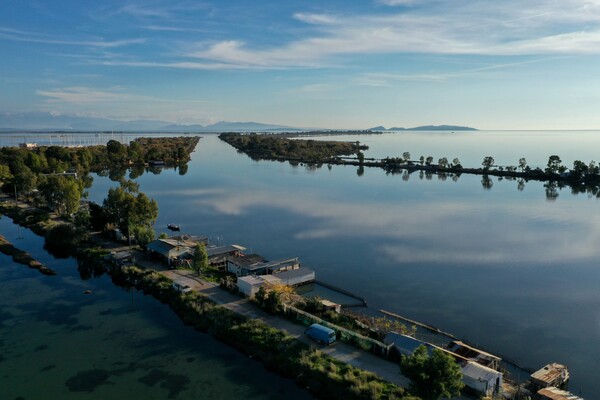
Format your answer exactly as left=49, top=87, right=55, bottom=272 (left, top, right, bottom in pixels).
left=304, top=323, right=336, bottom=345
left=172, top=282, right=191, bottom=293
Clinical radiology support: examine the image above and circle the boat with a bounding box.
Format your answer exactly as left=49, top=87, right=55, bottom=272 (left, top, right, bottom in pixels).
left=167, top=224, right=180, bottom=231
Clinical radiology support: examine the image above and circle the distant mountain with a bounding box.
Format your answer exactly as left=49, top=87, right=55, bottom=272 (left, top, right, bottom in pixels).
left=0, top=112, right=302, bottom=132
left=369, top=124, right=477, bottom=131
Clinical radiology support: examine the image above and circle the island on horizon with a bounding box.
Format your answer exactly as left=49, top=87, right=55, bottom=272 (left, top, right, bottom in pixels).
left=368, top=125, right=478, bottom=132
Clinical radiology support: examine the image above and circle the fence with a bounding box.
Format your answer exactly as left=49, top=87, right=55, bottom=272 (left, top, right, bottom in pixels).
left=282, top=303, right=391, bottom=358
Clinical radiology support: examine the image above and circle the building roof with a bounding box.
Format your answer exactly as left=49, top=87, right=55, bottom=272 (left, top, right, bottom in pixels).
left=537, top=387, right=584, bottom=400
left=264, top=257, right=300, bottom=271
left=460, top=361, right=502, bottom=383
left=147, top=238, right=193, bottom=257
left=447, top=341, right=501, bottom=366
left=228, top=254, right=267, bottom=268
left=384, top=332, right=431, bottom=355
left=206, top=244, right=246, bottom=257
left=110, top=251, right=131, bottom=260
left=531, top=363, right=569, bottom=385
left=238, top=269, right=313, bottom=287
left=271, top=267, right=314, bottom=281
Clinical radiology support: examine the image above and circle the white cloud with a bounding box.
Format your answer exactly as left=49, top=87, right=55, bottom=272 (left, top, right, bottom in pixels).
left=175, top=1, right=600, bottom=69
left=0, top=27, right=144, bottom=48
left=377, top=0, right=420, bottom=6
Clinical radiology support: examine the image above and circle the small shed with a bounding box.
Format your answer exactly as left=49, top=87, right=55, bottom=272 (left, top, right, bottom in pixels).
left=460, top=360, right=503, bottom=397
left=531, top=363, right=570, bottom=390
left=384, top=332, right=432, bottom=356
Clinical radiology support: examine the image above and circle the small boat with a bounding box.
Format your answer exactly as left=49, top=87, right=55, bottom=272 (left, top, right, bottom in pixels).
left=167, top=224, right=180, bottom=231
left=84, top=290, right=92, bottom=295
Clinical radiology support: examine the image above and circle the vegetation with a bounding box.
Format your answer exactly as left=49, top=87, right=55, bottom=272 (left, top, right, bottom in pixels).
left=192, top=242, right=208, bottom=276
left=110, top=266, right=418, bottom=400
left=219, top=133, right=368, bottom=163
left=297, top=297, right=415, bottom=341
left=0, top=234, right=55, bottom=275
left=102, top=179, right=158, bottom=239
left=400, top=345, right=464, bottom=400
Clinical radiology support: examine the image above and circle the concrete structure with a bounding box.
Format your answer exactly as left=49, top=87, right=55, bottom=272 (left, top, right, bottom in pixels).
left=447, top=340, right=501, bottom=370
left=320, top=299, right=342, bottom=313
left=537, top=387, right=584, bottom=400
left=460, top=360, right=503, bottom=397
left=237, top=267, right=315, bottom=297
left=19, top=142, right=37, bottom=149
left=531, top=363, right=570, bottom=390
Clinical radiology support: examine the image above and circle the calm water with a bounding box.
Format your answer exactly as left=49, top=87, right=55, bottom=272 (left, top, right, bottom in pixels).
left=0, top=217, right=313, bottom=400
left=2, top=131, right=600, bottom=397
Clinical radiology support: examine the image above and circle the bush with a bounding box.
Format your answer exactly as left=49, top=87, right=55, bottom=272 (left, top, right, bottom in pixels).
left=45, top=223, right=78, bottom=258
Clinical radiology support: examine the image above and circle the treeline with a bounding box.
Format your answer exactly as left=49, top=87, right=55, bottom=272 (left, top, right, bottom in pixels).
left=0, top=136, right=198, bottom=217
left=219, top=133, right=367, bottom=163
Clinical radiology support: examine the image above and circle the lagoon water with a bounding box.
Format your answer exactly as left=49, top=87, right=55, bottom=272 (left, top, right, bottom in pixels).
left=2, top=130, right=600, bottom=397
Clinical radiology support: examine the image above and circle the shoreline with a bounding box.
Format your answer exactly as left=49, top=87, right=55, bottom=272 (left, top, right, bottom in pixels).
left=0, top=199, right=416, bottom=400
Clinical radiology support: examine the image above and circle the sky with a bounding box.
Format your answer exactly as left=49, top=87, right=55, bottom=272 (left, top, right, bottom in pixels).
left=2, top=0, right=600, bottom=130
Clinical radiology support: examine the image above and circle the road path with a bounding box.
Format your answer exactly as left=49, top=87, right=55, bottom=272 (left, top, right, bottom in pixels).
left=161, top=269, right=411, bottom=388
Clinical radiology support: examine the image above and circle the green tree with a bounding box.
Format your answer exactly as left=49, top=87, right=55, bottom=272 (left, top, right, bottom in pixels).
left=419, top=155, right=425, bottom=165
left=482, top=156, right=495, bottom=170
left=192, top=242, right=208, bottom=275
left=102, top=179, right=158, bottom=237
left=403, top=152, right=411, bottom=162
left=518, top=157, right=527, bottom=172
left=0, top=164, right=13, bottom=185
left=132, top=224, right=155, bottom=246
left=400, top=345, right=464, bottom=400
left=39, top=175, right=81, bottom=216
left=546, top=155, right=563, bottom=175
left=425, top=156, right=433, bottom=165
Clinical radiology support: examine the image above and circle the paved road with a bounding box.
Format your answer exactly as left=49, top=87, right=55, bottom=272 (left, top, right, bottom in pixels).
left=161, top=269, right=411, bottom=388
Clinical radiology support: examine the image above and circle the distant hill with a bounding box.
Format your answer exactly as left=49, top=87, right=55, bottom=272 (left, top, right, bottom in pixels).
left=369, top=125, right=477, bottom=131
left=0, top=112, right=301, bottom=132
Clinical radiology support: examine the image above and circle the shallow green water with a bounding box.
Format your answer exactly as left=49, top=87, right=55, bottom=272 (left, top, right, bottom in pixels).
left=0, top=218, right=313, bottom=400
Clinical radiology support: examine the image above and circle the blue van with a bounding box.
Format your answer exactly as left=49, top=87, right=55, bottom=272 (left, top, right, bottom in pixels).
left=304, top=323, right=336, bottom=345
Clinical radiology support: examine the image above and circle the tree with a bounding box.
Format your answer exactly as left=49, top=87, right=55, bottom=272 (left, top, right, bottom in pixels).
left=518, top=157, right=527, bottom=172
left=102, top=179, right=158, bottom=237
left=571, top=160, right=588, bottom=180
left=400, top=345, right=464, bottom=400
left=38, top=175, right=81, bottom=216
left=132, top=225, right=155, bottom=246
left=0, top=164, right=13, bottom=185
left=438, top=157, right=448, bottom=168
left=546, top=155, right=563, bottom=175
left=482, top=156, right=495, bottom=170
left=425, top=156, right=433, bottom=166
left=403, top=152, right=411, bottom=162
left=192, top=242, right=208, bottom=276
left=419, top=156, right=425, bottom=165
left=452, top=158, right=461, bottom=168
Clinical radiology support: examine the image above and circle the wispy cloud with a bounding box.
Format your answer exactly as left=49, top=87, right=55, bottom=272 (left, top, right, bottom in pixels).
left=0, top=27, right=144, bottom=48
left=172, top=1, right=600, bottom=69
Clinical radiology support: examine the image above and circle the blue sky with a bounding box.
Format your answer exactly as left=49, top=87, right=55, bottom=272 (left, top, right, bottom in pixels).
left=2, top=0, right=600, bottom=129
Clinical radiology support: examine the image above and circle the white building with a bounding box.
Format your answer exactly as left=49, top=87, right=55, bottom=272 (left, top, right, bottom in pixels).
left=460, top=361, right=503, bottom=397
left=237, top=268, right=315, bottom=297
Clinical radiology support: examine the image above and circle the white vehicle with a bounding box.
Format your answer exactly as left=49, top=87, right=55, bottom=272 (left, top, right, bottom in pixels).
left=172, top=282, right=192, bottom=293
